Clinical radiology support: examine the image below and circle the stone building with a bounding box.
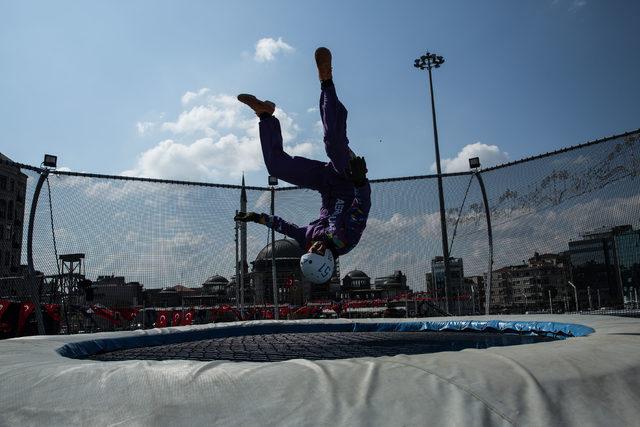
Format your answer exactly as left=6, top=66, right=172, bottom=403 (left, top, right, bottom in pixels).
left=340, top=270, right=373, bottom=299
left=0, top=154, right=27, bottom=277
left=372, top=270, right=410, bottom=299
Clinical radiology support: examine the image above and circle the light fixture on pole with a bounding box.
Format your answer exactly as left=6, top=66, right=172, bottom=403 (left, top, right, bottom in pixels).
left=414, top=51, right=450, bottom=313
left=43, top=154, right=57, bottom=168
left=468, top=156, right=494, bottom=315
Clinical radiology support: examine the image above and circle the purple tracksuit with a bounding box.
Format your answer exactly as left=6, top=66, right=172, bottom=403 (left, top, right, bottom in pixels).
left=257, top=81, right=371, bottom=256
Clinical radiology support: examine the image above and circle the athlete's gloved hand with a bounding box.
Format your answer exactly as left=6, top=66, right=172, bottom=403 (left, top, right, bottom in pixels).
left=347, top=156, right=368, bottom=187
left=234, top=211, right=260, bottom=223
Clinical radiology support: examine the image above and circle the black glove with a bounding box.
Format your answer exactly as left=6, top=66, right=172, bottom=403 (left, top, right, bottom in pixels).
left=234, top=211, right=260, bottom=223
left=347, top=156, right=368, bottom=187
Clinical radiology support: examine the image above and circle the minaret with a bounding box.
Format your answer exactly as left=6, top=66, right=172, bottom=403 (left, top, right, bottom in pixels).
left=240, top=174, right=248, bottom=309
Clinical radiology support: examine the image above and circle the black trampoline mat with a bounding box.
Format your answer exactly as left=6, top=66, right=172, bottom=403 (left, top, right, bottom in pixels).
left=89, top=331, right=555, bottom=362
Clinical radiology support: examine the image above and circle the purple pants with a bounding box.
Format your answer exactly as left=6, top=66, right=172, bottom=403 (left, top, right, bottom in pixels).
left=259, top=83, right=354, bottom=200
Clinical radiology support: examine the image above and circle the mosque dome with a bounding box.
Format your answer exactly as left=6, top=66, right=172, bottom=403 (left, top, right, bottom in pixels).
left=203, top=275, right=229, bottom=286
left=345, top=270, right=369, bottom=279
left=255, top=238, right=305, bottom=261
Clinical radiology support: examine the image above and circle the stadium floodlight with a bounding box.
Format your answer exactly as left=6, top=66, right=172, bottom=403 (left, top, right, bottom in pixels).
left=43, top=154, right=57, bottom=168
left=469, top=157, right=480, bottom=169
left=414, top=50, right=451, bottom=313
left=268, top=176, right=278, bottom=186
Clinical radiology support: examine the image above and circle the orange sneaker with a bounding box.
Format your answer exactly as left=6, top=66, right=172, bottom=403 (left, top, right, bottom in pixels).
left=237, top=94, right=276, bottom=116
left=315, top=47, right=333, bottom=81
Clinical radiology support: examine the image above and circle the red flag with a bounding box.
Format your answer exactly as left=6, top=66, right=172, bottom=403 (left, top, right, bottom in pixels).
left=0, top=299, right=11, bottom=320
left=91, top=305, right=121, bottom=325
left=17, top=302, right=36, bottom=335
left=43, top=304, right=61, bottom=322
left=279, top=306, right=290, bottom=318
left=155, top=310, right=168, bottom=328
left=172, top=311, right=182, bottom=326
left=181, top=310, right=194, bottom=326
left=113, top=308, right=139, bottom=322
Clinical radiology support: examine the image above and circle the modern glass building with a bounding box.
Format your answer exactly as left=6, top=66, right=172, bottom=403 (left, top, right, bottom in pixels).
left=614, top=229, right=640, bottom=304
left=431, top=257, right=471, bottom=314
left=568, top=225, right=639, bottom=308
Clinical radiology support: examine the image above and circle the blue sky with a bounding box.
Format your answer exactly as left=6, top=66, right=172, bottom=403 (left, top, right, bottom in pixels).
left=1, top=0, right=639, bottom=186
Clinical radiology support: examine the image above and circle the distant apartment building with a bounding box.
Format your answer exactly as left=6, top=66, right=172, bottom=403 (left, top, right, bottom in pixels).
left=0, top=154, right=27, bottom=277
left=568, top=225, right=640, bottom=308
left=487, top=253, right=569, bottom=312
left=91, top=275, right=143, bottom=308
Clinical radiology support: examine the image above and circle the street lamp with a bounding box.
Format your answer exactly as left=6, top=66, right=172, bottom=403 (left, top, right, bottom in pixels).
left=568, top=281, right=579, bottom=312
left=414, top=51, right=450, bottom=313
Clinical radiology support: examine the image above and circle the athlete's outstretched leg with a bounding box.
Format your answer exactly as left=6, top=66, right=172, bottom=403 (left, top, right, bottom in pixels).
left=316, top=47, right=354, bottom=176
left=237, top=94, right=327, bottom=190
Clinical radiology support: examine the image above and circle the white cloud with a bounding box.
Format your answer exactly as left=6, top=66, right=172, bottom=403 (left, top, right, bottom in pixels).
left=161, top=106, right=220, bottom=135
left=126, top=92, right=319, bottom=182
left=569, top=0, right=586, bottom=11
left=254, top=37, right=294, bottom=62
left=181, top=88, right=210, bottom=106
left=136, top=121, right=156, bottom=136
left=307, top=107, right=318, bottom=113
left=432, top=142, right=509, bottom=173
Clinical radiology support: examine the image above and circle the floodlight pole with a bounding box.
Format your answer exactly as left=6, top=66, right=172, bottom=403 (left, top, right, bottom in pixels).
left=26, top=168, right=49, bottom=335
left=415, top=51, right=450, bottom=313
left=270, top=183, right=279, bottom=320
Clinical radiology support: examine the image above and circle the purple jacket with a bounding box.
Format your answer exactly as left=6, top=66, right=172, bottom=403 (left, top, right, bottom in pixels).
left=259, top=182, right=371, bottom=256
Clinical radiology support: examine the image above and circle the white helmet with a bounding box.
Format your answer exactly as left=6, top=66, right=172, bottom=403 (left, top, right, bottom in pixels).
left=300, top=249, right=335, bottom=284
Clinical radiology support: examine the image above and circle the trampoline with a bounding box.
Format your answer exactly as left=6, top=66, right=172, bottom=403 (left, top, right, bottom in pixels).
left=4, top=315, right=640, bottom=426
left=89, top=331, right=557, bottom=362
left=58, top=319, right=591, bottom=362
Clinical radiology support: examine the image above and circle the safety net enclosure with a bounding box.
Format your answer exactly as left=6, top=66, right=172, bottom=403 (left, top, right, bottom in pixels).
left=0, top=129, right=638, bottom=339
left=1, top=315, right=639, bottom=426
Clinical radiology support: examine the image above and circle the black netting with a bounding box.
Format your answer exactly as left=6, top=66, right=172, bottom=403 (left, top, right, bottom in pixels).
left=2, top=130, right=639, bottom=335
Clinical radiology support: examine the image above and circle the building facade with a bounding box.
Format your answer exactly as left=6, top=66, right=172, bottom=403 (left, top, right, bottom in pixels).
left=431, top=257, right=472, bottom=314
left=613, top=228, right=640, bottom=305
left=0, top=154, right=27, bottom=277
left=92, top=275, right=143, bottom=308
left=488, top=253, right=569, bottom=312
left=568, top=225, right=637, bottom=308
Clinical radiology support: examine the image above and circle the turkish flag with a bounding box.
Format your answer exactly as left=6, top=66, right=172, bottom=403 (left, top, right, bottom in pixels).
left=17, top=302, right=36, bottom=336
left=43, top=304, right=61, bottom=322
left=181, top=310, right=194, bottom=326
left=172, top=311, right=182, bottom=326
left=155, top=311, right=168, bottom=328
left=279, top=306, right=290, bottom=318
left=91, top=305, right=121, bottom=325
left=0, top=299, right=11, bottom=320
left=113, top=308, right=139, bottom=322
